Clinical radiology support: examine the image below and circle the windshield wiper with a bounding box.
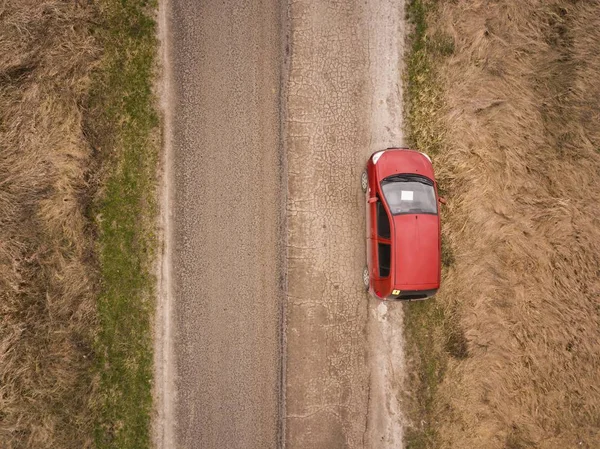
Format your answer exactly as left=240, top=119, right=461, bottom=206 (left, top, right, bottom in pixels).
left=382, top=174, right=411, bottom=182
left=409, top=176, right=434, bottom=186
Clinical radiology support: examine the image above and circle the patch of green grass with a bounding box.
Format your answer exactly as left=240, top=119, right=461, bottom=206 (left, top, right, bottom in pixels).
left=403, top=1, right=461, bottom=448
left=403, top=299, right=447, bottom=449
left=405, top=0, right=454, bottom=157
left=441, top=233, right=455, bottom=268
left=86, top=1, right=159, bottom=447
left=403, top=296, right=468, bottom=449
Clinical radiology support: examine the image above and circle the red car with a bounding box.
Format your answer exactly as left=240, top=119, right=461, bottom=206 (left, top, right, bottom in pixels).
left=362, top=148, right=445, bottom=301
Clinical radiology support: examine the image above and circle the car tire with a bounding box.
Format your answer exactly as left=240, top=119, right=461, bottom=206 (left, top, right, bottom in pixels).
left=360, top=171, right=368, bottom=193
left=362, top=266, right=370, bottom=291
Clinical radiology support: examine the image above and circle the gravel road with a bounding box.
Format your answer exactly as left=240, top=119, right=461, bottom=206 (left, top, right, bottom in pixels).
left=157, top=0, right=406, bottom=447
left=159, top=1, right=284, bottom=448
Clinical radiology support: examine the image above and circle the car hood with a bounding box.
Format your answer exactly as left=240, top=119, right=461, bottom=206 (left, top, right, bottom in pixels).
left=376, top=150, right=435, bottom=181
left=393, top=214, right=440, bottom=287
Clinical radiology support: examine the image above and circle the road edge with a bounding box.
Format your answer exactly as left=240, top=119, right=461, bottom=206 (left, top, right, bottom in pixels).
left=364, top=0, right=408, bottom=446
left=153, top=0, right=176, bottom=447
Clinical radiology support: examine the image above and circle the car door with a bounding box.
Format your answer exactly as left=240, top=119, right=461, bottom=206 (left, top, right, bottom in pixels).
left=373, top=198, right=393, bottom=297
left=366, top=193, right=377, bottom=281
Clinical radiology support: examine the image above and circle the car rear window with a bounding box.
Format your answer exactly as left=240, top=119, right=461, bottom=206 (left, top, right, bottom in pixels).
left=381, top=174, right=437, bottom=215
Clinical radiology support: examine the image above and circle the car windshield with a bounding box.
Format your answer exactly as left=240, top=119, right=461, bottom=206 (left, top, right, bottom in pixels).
left=381, top=174, right=437, bottom=215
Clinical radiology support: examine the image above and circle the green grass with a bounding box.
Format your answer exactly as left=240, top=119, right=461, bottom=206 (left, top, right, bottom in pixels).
left=403, top=1, right=460, bottom=448
left=403, top=300, right=447, bottom=449
left=87, top=1, right=159, bottom=447
left=405, top=0, right=450, bottom=158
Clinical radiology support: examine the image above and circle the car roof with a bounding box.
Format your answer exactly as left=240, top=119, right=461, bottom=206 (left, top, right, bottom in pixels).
left=391, top=213, right=440, bottom=287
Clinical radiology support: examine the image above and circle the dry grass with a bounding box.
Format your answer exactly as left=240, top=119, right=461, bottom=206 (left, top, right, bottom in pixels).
left=0, top=1, right=158, bottom=448
left=404, top=1, right=600, bottom=448
left=0, top=2, right=99, bottom=448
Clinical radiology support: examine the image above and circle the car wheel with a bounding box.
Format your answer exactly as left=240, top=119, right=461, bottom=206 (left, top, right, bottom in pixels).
left=360, top=171, right=368, bottom=193
left=362, top=266, right=370, bottom=291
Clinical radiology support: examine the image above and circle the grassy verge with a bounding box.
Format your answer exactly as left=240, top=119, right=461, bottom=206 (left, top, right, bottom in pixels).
left=0, top=0, right=158, bottom=447
left=402, top=1, right=460, bottom=448
left=88, top=1, right=159, bottom=447
left=403, top=1, right=600, bottom=448
left=405, top=0, right=448, bottom=158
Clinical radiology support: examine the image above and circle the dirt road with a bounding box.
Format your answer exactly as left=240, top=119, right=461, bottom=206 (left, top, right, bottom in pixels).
left=285, top=0, right=406, bottom=447
left=158, top=1, right=283, bottom=447
left=157, top=0, right=407, bottom=447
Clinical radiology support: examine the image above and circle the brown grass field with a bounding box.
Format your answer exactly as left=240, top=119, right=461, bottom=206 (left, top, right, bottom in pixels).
left=0, top=1, right=158, bottom=448
left=0, top=2, right=99, bottom=447
left=404, top=1, right=600, bottom=448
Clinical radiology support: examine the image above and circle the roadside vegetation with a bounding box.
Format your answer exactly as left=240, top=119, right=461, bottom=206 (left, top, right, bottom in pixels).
left=403, top=1, right=600, bottom=448
left=0, top=1, right=159, bottom=448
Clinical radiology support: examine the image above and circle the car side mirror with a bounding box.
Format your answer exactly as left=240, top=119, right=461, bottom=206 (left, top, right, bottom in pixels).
left=438, top=197, right=447, bottom=205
